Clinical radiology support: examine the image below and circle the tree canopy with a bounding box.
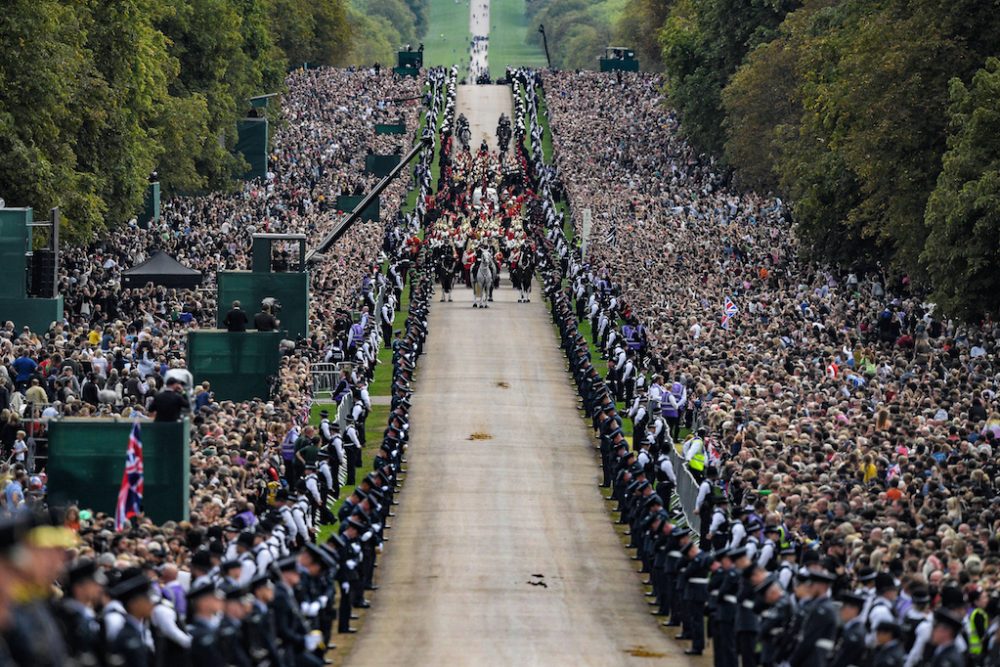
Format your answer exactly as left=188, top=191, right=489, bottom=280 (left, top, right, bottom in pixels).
left=0, top=0, right=374, bottom=241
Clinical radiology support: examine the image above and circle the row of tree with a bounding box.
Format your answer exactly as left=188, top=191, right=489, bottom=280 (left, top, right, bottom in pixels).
left=607, top=0, right=1000, bottom=319
left=0, top=0, right=427, bottom=243
left=348, top=0, right=428, bottom=66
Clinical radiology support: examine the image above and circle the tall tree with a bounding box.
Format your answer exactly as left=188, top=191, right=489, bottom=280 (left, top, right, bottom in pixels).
left=659, top=0, right=799, bottom=154
left=921, top=58, right=1000, bottom=319
left=615, top=0, right=673, bottom=71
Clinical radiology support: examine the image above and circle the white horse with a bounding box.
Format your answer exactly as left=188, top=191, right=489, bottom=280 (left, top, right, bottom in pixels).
left=472, top=253, right=496, bottom=308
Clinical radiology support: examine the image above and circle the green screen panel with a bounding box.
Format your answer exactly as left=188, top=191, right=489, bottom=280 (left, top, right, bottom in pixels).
left=0, top=296, right=63, bottom=334
left=187, top=331, right=283, bottom=402
left=236, top=118, right=269, bottom=180
left=365, top=154, right=401, bottom=177
left=335, top=195, right=380, bottom=221
left=47, top=419, right=190, bottom=524
left=139, top=182, right=160, bottom=228
left=599, top=58, right=640, bottom=72
left=217, top=271, right=309, bottom=340
left=392, top=66, right=420, bottom=78
left=375, top=123, right=406, bottom=135
left=0, top=208, right=31, bottom=298
left=398, top=51, right=422, bottom=68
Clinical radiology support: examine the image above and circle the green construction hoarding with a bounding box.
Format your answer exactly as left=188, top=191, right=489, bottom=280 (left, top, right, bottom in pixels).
left=217, top=271, right=309, bottom=340
left=335, top=195, right=380, bottom=222
left=46, top=419, right=190, bottom=524
left=187, top=331, right=284, bottom=402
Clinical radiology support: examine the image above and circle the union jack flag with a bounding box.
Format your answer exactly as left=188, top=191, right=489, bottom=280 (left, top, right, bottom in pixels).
left=115, top=422, right=144, bottom=531
left=721, top=296, right=739, bottom=329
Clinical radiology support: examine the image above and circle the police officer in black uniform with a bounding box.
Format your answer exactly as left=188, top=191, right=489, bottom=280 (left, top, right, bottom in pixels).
left=830, top=592, right=867, bottom=667
left=788, top=570, right=838, bottom=667
left=187, top=580, right=225, bottom=667
left=218, top=584, right=253, bottom=667
left=108, top=570, right=157, bottom=667
left=54, top=559, right=106, bottom=666
left=246, top=572, right=282, bottom=666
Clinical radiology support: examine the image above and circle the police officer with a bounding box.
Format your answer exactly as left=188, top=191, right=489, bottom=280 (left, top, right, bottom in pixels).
left=682, top=540, right=712, bottom=656
left=928, top=610, right=966, bottom=667
left=107, top=570, right=157, bottom=667
left=694, top=466, right=719, bottom=547
left=830, top=592, right=867, bottom=667
left=187, top=580, right=225, bottom=667
left=714, top=548, right=739, bottom=667
left=788, top=570, right=838, bottom=667
left=871, top=621, right=906, bottom=667
left=54, top=559, right=106, bottom=666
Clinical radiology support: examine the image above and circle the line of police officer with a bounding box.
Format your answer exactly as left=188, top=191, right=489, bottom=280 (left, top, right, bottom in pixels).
left=529, top=178, right=974, bottom=667
left=0, top=229, right=433, bottom=667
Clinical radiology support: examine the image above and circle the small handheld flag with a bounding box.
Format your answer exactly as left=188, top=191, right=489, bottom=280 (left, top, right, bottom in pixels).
left=721, top=296, right=739, bottom=329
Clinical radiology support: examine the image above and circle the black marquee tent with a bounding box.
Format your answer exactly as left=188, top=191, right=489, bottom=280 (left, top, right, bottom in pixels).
left=121, top=251, right=203, bottom=289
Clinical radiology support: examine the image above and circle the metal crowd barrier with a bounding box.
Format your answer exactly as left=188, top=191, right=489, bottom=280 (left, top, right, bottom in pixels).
left=669, top=443, right=701, bottom=534
left=310, top=362, right=341, bottom=400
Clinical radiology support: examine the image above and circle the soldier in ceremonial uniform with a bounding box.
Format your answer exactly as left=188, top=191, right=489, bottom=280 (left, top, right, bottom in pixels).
left=830, top=592, right=867, bottom=667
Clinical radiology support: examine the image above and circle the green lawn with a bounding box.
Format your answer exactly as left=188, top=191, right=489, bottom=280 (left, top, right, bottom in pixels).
left=423, top=0, right=471, bottom=70
left=487, top=0, right=547, bottom=77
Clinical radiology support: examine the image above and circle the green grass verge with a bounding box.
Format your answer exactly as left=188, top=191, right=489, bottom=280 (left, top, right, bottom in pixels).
left=423, top=0, right=471, bottom=71
left=487, top=0, right=548, bottom=77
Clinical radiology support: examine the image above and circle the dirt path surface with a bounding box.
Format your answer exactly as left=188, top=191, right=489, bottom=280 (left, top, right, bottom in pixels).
left=345, top=276, right=688, bottom=666
left=456, top=84, right=511, bottom=152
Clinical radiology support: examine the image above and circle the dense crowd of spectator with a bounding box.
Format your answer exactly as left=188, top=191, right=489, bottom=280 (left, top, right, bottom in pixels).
left=532, top=68, right=1000, bottom=665
left=0, top=60, right=432, bottom=646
